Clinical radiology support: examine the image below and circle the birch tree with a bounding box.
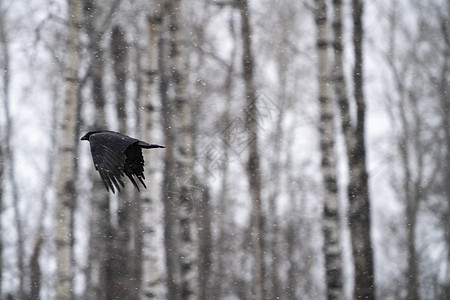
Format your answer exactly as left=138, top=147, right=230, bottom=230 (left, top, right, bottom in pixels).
left=158, top=0, right=178, bottom=296
left=83, top=0, right=112, bottom=298
left=140, top=5, right=164, bottom=298
left=314, top=0, right=344, bottom=298
left=159, top=0, right=198, bottom=298
left=110, top=24, right=140, bottom=299
left=171, top=0, right=198, bottom=298
left=54, top=0, right=82, bottom=298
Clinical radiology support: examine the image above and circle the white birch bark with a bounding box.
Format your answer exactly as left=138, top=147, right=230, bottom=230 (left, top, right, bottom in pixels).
left=170, top=1, right=199, bottom=298
left=55, top=0, right=82, bottom=298
left=83, top=1, right=111, bottom=298
left=314, top=0, right=344, bottom=299
left=140, top=6, right=164, bottom=298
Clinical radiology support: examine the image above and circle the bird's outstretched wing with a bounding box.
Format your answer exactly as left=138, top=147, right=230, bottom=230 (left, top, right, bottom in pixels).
left=124, top=143, right=147, bottom=191
left=89, top=134, right=128, bottom=193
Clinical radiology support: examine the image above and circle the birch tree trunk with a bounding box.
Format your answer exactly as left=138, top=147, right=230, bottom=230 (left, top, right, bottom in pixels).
left=110, top=24, right=139, bottom=299
left=159, top=1, right=199, bottom=298
left=140, top=8, right=164, bottom=299
left=158, top=0, right=179, bottom=297
left=83, top=1, right=111, bottom=298
left=170, top=1, right=199, bottom=298
left=330, top=0, right=376, bottom=297
left=348, top=0, right=375, bottom=298
left=238, top=1, right=265, bottom=298
left=55, top=0, right=82, bottom=298
left=332, top=0, right=351, bottom=154
left=314, top=0, right=344, bottom=299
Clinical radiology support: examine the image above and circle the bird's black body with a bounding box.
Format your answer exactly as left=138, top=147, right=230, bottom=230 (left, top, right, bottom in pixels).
left=81, top=130, right=165, bottom=193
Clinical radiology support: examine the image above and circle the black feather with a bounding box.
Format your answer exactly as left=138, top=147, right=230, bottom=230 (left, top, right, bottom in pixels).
left=81, top=130, right=165, bottom=193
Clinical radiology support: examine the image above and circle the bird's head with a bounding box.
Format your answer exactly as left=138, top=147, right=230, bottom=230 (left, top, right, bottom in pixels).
left=81, top=132, right=94, bottom=141
left=81, top=130, right=109, bottom=141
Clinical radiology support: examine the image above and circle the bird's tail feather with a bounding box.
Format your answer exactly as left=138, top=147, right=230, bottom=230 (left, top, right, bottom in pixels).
left=138, top=141, right=165, bottom=149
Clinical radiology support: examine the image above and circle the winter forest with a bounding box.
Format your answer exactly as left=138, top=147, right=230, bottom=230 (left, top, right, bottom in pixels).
left=0, top=0, right=449, bottom=299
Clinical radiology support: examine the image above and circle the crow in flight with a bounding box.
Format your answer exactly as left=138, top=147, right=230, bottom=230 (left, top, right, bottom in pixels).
left=81, top=130, right=165, bottom=193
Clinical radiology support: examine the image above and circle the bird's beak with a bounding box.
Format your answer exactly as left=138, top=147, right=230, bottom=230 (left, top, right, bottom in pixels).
left=149, top=144, right=165, bottom=148
left=81, top=135, right=88, bottom=141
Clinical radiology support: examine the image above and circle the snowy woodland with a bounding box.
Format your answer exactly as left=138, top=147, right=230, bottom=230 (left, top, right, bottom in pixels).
left=0, top=0, right=449, bottom=299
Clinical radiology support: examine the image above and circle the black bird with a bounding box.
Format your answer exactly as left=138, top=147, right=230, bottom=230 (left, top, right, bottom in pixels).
left=81, top=130, right=165, bottom=193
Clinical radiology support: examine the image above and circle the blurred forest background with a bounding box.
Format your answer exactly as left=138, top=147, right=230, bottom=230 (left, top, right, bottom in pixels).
left=0, top=0, right=449, bottom=299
